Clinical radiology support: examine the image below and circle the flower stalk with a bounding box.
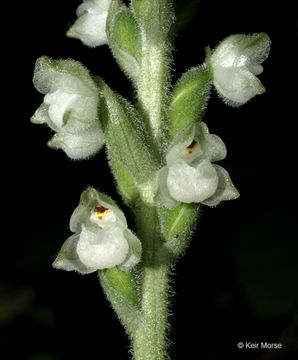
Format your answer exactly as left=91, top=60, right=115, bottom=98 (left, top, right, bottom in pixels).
left=132, top=201, right=170, bottom=360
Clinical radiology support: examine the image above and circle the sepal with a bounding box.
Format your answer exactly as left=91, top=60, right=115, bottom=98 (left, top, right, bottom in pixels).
left=47, top=127, right=105, bottom=160
left=33, top=56, right=98, bottom=95
left=52, top=234, right=95, bottom=274
left=119, top=229, right=142, bottom=272
left=202, top=165, right=240, bottom=207
left=31, top=103, right=50, bottom=124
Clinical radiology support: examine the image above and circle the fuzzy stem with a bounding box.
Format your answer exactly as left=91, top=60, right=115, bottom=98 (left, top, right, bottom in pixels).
left=133, top=265, right=169, bottom=360
left=132, top=200, right=170, bottom=360
left=137, top=38, right=170, bottom=150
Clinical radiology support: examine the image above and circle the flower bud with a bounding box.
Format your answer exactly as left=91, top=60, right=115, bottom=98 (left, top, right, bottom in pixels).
left=31, top=56, right=105, bottom=159
left=53, top=188, right=142, bottom=273
left=210, top=33, right=271, bottom=106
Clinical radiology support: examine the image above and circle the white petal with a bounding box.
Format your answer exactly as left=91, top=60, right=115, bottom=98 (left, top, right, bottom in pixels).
left=213, top=66, right=265, bottom=106
left=118, top=229, right=142, bottom=272
left=246, top=61, right=263, bottom=76
left=47, top=123, right=105, bottom=160
left=242, top=33, right=271, bottom=68
left=211, top=33, right=270, bottom=70
left=70, top=198, right=95, bottom=234
left=52, top=234, right=96, bottom=274
left=44, top=90, right=79, bottom=130
left=196, top=122, right=227, bottom=162
left=167, top=159, right=218, bottom=203
left=154, top=167, right=180, bottom=209
left=77, top=0, right=112, bottom=16
left=202, top=164, right=240, bottom=207
left=68, top=13, right=108, bottom=47
left=31, top=103, right=50, bottom=124
left=77, top=225, right=129, bottom=269
left=166, top=125, right=196, bottom=166
left=44, top=90, right=97, bottom=133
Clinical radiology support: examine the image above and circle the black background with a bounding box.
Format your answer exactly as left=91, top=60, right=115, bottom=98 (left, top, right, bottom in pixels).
left=2, top=0, right=297, bottom=359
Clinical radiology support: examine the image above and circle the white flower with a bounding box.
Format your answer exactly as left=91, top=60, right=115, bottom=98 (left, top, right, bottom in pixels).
left=31, top=56, right=105, bottom=159
left=67, top=0, right=112, bottom=47
left=210, top=33, right=271, bottom=106
left=154, top=122, right=239, bottom=208
left=53, top=188, right=142, bottom=274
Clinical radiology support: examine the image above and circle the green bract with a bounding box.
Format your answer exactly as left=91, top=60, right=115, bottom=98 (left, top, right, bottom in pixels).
left=132, top=0, right=174, bottom=42
left=98, top=78, right=158, bottom=184
left=108, top=8, right=142, bottom=84
left=168, top=65, right=211, bottom=141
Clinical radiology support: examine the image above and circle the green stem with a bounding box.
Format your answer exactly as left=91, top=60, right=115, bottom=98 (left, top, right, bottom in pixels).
left=137, top=38, right=170, bottom=150
left=132, top=200, right=170, bottom=360
left=133, top=264, right=169, bottom=360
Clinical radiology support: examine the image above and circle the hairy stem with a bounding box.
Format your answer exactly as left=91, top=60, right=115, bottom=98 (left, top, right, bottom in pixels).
left=137, top=36, right=171, bottom=154
left=133, top=200, right=170, bottom=360
left=133, top=265, right=169, bottom=360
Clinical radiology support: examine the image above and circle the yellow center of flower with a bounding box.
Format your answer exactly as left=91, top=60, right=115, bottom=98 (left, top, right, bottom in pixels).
left=94, top=204, right=109, bottom=219
left=184, top=140, right=197, bottom=154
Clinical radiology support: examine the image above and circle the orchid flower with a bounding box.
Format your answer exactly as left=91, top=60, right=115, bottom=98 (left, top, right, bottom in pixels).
left=31, top=56, right=104, bottom=159
left=53, top=187, right=142, bottom=273
left=67, top=0, right=112, bottom=47
left=210, top=33, right=271, bottom=106
left=155, top=122, right=239, bottom=208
